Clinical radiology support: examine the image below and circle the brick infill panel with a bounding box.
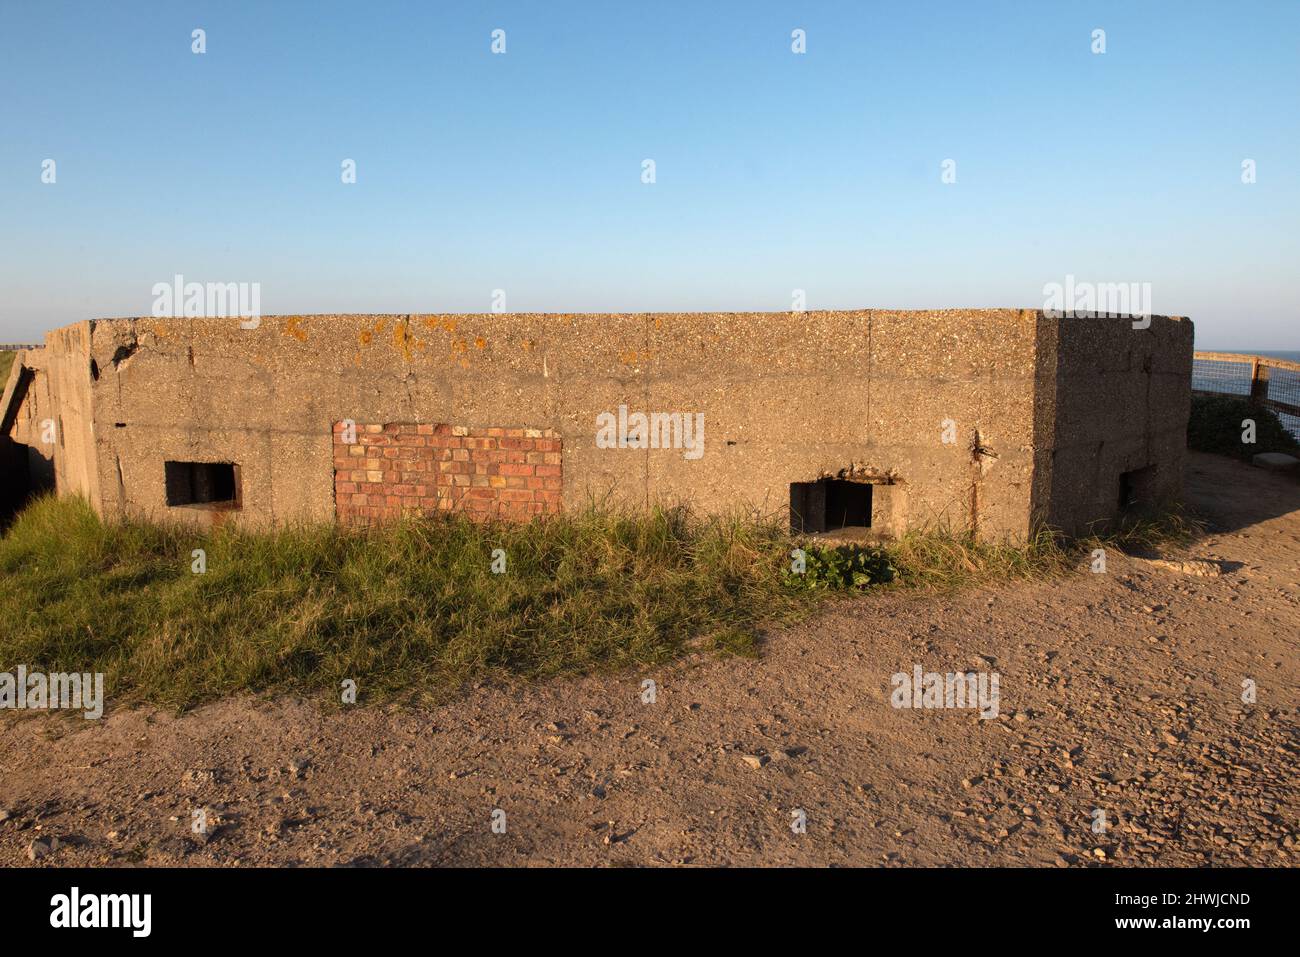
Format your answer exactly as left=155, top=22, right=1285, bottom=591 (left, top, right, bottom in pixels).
left=333, top=423, right=562, bottom=525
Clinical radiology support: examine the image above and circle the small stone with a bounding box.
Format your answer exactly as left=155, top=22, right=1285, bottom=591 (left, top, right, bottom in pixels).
left=741, top=754, right=769, bottom=770
left=1146, top=558, right=1222, bottom=577
left=26, top=839, right=51, bottom=861
left=182, top=768, right=220, bottom=787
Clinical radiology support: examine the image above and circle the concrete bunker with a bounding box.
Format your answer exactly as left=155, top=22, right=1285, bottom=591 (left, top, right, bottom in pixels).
left=0, top=310, right=1195, bottom=540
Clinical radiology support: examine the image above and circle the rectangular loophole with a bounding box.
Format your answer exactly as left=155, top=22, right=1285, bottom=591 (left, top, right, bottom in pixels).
left=790, top=479, right=872, bottom=533
left=1118, top=465, right=1157, bottom=511
left=165, top=461, right=240, bottom=509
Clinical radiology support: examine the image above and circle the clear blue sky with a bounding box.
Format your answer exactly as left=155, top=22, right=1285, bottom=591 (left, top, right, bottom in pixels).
left=1, top=0, right=1296, bottom=347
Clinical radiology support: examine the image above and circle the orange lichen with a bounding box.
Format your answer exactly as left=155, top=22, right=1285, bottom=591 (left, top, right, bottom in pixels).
left=282, top=316, right=308, bottom=342
left=392, top=316, right=420, bottom=362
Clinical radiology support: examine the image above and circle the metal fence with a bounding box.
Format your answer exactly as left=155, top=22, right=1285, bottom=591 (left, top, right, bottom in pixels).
left=1192, top=351, right=1300, bottom=437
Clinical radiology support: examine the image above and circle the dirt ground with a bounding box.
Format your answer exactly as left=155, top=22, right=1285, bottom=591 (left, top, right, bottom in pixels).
left=2, top=451, right=1298, bottom=867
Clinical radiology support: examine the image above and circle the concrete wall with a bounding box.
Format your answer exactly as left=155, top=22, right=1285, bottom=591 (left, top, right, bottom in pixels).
left=1034, top=313, right=1193, bottom=534
left=4, top=310, right=1193, bottom=540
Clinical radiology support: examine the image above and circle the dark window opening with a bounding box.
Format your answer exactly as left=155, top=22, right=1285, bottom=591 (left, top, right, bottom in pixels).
left=165, top=461, right=240, bottom=509
left=1118, top=465, right=1157, bottom=511
left=790, top=479, right=872, bottom=533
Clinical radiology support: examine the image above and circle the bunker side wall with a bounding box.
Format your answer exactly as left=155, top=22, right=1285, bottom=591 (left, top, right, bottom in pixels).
left=81, top=311, right=1040, bottom=536
left=1041, top=314, right=1193, bottom=534
left=19, top=325, right=101, bottom=507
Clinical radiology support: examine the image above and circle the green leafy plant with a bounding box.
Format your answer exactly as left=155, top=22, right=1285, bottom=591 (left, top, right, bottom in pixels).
left=785, top=543, right=896, bottom=590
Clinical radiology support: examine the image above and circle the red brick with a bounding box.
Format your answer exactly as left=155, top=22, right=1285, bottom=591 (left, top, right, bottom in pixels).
left=337, top=421, right=561, bottom=526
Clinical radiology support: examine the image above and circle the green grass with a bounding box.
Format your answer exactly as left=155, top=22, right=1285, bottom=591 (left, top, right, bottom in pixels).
left=0, top=351, right=15, bottom=386
left=1188, top=394, right=1300, bottom=460
left=0, top=495, right=1193, bottom=712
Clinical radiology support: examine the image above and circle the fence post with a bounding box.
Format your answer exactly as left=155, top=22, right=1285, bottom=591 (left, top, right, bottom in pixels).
left=1249, top=357, right=1270, bottom=406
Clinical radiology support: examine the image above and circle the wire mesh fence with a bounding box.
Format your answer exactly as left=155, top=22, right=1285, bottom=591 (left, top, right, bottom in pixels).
left=1193, top=351, right=1300, bottom=438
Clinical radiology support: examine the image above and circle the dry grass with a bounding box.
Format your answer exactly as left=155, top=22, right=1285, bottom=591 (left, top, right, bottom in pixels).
left=0, top=495, right=1196, bottom=711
